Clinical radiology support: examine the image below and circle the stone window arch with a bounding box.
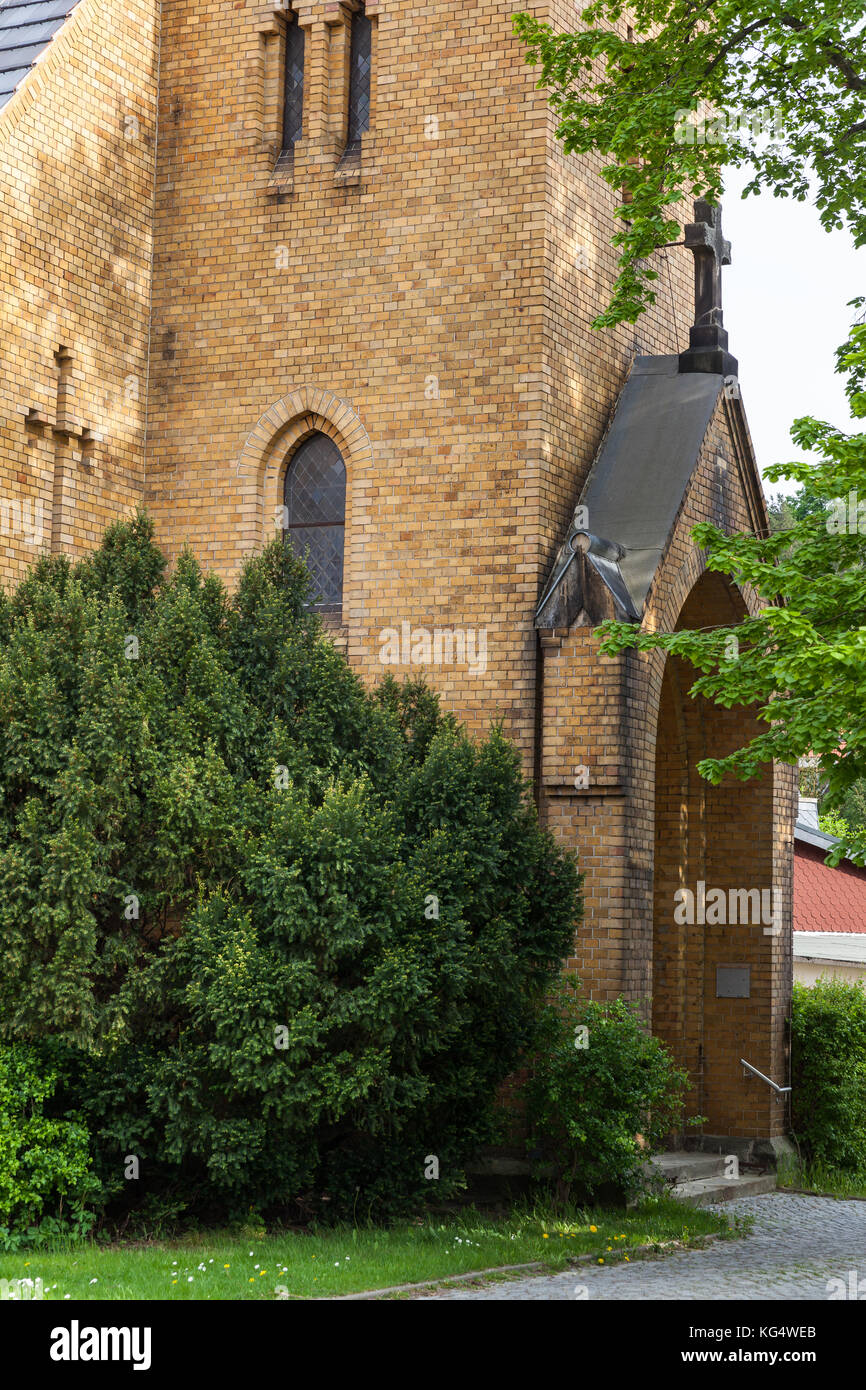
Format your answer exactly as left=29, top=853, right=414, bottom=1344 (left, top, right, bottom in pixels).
left=234, top=388, right=372, bottom=628
left=283, top=431, right=346, bottom=612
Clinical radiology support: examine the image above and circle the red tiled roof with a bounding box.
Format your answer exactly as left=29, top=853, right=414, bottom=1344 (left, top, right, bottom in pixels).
left=794, top=840, right=866, bottom=933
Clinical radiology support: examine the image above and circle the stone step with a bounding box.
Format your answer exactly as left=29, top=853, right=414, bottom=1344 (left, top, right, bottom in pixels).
left=646, top=1150, right=729, bottom=1185
left=668, top=1173, right=777, bottom=1207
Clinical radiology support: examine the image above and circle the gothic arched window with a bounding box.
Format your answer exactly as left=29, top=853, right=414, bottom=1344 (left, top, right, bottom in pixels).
left=282, top=14, right=305, bottom=150
left=283, top=433, right=346, bottom=611
left=346, top=3, right=372, bottom=150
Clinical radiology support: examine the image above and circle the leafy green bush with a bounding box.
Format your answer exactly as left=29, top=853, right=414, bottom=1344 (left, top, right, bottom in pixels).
left=791, top=978, right=866, bottom=1170
left=522, top=984, right=690, bottom=1200
left=0, top=1045, right=99, bottom=1247
left=818, top=808, right=852, bottom=840
left=0, top=515, right=580, bottom=1225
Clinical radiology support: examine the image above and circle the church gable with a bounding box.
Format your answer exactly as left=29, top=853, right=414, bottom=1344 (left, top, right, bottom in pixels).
left=536, top=199, right=767, bottom=636
left=536, top=357, right=723, bottom=630
left=535, top=355, right=765, bottom=633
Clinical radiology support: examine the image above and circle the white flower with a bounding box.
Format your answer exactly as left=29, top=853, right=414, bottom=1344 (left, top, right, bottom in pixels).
left=89, top=1278, right=98, bottom=1285
left=334, top=1261, right=340, bottom=1266
left=64, top=1294, right=70, bottom=1300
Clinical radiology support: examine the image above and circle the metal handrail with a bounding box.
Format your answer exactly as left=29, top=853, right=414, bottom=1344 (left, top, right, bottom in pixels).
left=740, top=1058, right=792, bottom=1094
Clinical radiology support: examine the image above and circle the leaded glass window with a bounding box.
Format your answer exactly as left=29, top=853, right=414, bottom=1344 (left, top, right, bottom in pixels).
left=283, top=433, right=346, bottom=610
left=282, top=14, right=305, bottom=150
left=346, top=3, right=371, bottom=150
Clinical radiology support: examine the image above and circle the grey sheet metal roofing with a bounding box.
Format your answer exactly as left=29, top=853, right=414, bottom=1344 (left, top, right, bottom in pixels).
left=536, top=355, right=723, bottom=626
left=578, top=355, right=722, bottom=614
left=0, top=0, right=79, bottom=112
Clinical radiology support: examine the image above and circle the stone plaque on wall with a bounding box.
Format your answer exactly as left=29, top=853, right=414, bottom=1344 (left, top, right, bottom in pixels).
left=716, top=965, right=751, bottom=998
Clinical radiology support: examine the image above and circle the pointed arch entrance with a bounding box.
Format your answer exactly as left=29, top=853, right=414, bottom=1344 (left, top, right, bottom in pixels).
left=652, top=570, right=788, bottom=1143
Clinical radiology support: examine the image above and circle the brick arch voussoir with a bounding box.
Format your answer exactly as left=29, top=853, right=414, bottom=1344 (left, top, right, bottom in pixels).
left=233, top=388, right=372, bottom=551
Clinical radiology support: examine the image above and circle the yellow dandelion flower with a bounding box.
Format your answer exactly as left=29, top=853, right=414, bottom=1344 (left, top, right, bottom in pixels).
left=224, top=1264, right=230, bottom=1269
left=589, top=1225, right=597, bottom=1233
left=598, top=1258, right=604, bottom=1264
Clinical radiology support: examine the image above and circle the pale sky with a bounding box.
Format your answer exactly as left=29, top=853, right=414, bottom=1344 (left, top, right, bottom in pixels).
left=720, top=166, right=866, bottom=501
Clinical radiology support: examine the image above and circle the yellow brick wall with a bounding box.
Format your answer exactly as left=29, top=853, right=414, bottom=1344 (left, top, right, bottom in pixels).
left=536, top=1, right=695, bottom=583
left=0, top=0, right=159, bottom=581
left=145, top=0, right=698, bottom=768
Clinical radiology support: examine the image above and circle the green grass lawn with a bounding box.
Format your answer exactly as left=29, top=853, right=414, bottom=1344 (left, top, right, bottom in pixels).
left=0, top=1198, right=738, bottom=1301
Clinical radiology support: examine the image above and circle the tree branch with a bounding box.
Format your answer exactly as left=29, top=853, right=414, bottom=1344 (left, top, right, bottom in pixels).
left=779, top=11, right=865, bottom=93
left=703, top=16, right=779, bottom=76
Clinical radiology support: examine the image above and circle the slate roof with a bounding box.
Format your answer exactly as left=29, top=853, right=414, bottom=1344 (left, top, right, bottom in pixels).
left=0, top=0, right=78, bottom=113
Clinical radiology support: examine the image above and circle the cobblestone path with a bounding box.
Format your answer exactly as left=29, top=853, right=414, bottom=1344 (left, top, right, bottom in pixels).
left=413, top=1194, right=866, bottom=1300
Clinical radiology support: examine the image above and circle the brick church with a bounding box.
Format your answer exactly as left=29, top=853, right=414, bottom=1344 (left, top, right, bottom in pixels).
left=0, top=0, right=794, bottom=1154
